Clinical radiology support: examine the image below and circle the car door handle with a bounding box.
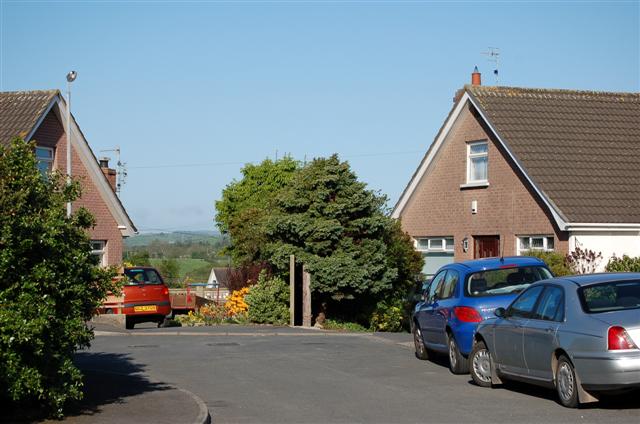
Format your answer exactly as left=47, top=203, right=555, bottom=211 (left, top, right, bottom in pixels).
left=545, top=327, right=554, bottom=333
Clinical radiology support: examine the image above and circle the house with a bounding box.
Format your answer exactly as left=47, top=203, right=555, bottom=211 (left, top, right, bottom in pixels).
left=392, top=70, right=640, bottom=276
left=0, top=90, right=136, bottom=266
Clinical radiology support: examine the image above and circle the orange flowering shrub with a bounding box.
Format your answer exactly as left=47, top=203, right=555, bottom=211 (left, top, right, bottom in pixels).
left=225, top=287, right=250, bottom=316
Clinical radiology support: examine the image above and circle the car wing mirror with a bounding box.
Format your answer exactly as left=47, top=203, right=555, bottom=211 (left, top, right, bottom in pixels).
left=494, top=307, right=506, bottom=318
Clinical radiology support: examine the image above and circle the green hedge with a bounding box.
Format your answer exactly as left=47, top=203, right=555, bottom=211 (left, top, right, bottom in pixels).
left=606, top=255, right=640, bottom=272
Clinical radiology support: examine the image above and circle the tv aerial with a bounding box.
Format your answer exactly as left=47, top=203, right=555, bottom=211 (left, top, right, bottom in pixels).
left=482, top=47, right=500, bottom=85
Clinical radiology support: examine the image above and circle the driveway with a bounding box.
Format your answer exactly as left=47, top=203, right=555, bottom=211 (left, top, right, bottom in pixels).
left=83, top=324, right=638, bottom=423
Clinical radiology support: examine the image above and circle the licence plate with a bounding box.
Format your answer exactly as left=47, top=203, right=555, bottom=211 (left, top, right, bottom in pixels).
left=134, top=305, right=157, bottom=313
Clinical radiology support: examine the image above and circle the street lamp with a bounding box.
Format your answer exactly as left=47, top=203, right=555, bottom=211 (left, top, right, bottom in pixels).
left=66, top=71, right=77, bottom=217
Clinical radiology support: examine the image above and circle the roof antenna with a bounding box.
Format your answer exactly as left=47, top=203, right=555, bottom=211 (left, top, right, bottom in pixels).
left=482, top=47, right=500, bottom=85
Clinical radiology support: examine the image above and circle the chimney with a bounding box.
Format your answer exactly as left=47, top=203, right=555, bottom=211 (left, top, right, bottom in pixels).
left=99, top=157, right=117, bottom=192
left=471, top=66, right=481, bottom=86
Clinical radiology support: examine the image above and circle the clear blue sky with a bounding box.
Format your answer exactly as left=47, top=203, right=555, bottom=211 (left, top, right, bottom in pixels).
left=1, top=1, right=638, bottom=233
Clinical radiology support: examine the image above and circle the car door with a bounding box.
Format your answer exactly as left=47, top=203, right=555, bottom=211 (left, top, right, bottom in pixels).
left=523, top=285, right=564, bottom=381
left=419, top=270, right=447, bottom=346
left=431, top=270, right=459, bottom=347
left=493, top=285, right=545, bottom=376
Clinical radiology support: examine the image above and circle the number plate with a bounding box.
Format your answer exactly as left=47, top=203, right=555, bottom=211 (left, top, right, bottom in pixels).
left=134, top=305, right=157, bottom=313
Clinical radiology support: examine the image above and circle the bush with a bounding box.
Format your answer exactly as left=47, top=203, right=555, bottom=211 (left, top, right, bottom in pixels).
left=523, top=250, right=573, bottom=276
left=606, top=255, right=640, bottom=272
left=0, top=139, right=118, bottom=417
left=370, top=299, right=404, bottom=332
left=225, top=287, right=251, bottom=316
left=322, top=319, right=370, bottom=332
left=245, top=272, right=289, bottom=325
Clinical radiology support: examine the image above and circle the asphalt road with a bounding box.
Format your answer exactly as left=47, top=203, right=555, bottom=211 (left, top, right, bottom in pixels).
left=85, top=324, right=639, bottom=424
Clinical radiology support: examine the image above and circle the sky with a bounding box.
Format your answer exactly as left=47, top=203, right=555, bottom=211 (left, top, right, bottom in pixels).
left=1, top=0, right=638, bottom=233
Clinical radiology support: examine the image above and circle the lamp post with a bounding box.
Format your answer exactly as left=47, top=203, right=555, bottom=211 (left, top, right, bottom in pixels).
left=66, top=70, right=77, bottom=217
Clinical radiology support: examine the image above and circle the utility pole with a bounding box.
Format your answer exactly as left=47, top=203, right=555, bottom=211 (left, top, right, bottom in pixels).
left=65, top=70, right=77, bottom=217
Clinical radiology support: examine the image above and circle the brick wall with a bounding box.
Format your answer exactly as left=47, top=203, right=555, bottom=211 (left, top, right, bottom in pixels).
left=31, top=111, right=124, bottom=266
left=399, top=102, right=569, bottom=260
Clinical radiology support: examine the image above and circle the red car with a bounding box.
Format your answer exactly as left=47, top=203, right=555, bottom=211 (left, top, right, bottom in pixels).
left=123, top=267, right=172, bottom=329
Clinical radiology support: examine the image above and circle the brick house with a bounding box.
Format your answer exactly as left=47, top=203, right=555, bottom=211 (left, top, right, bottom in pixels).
left=0, top=90, right=136, bottom=266
left=392, top=71, right=640, bottom=276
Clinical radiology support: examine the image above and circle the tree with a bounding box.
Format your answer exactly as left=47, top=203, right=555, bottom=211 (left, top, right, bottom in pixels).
left=0, top=139, right=117, bottom=417
left=158, top=258, right=180, bottom=287
left=215, top=157, right=299, bottom=264
left=125, top=250, right=151, bottom=266
left=263, top=155, right=422, bottom=321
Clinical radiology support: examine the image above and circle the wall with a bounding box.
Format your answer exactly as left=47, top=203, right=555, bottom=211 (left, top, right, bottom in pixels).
left=30, top=109, right=124, bottom=266
left=569, top=231, right=640, bottom=272
left=399, top=102, right=569, bottom=260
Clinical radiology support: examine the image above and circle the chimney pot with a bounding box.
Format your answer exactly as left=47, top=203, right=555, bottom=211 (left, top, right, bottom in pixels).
left=471, top=66, right=482, bottom=86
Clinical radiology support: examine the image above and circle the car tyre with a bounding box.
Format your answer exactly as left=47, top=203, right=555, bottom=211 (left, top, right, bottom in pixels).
left=448, top=333, right=469, bottom=374
left=556, top=355, right=579, bottom=408
left=413, top=323, right=429, bottom=360
left=469, top=341, right=492, bottom=387
left=125, top=316, right=135, bottom=330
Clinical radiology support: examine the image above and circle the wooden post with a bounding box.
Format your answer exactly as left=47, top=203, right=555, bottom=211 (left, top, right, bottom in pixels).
left=289, top=255, right=295, bottom=327
left=302, top=266, right=311, bottom=327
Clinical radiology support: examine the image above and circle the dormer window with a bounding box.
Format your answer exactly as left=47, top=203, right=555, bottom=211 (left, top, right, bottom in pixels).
left=467, top=141, right=488, bottom=184
left=35, top=146, right=54, bottom=175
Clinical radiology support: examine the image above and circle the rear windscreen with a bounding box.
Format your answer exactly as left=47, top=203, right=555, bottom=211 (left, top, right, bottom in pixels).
left=465, top=266, right=552, bottom=297
left=580, top=280, right=640, bottom=313
left=124, top=268, right=163, bottom=285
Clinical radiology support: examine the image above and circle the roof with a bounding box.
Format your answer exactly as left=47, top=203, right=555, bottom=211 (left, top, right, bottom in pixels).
left=210, top=267, right=232, bottom=288
left=0, top=90, right=58, bottom=144
left=393, top=85, right=640, bottom=227
left=447, top=256, right=547, bottom=272
left=557, top=272, right=640, bottom=287
left=466, top=85, right=640, bottom=224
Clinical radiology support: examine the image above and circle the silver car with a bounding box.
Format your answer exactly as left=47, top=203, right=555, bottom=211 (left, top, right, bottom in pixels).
left=469, top=273, right=640, bottom=408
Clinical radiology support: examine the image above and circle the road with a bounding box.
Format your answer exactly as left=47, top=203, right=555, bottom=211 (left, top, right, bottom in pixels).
left=84, top=324, right=639, bottom=424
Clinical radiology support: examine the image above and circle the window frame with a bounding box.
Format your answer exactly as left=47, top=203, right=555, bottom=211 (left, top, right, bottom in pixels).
left=516, top=235, right=555, bottom=255
left=35, top=146, right=54, bottom=175
left=466, top=140, right=489, bottom=184
left=90, top=240, right=107, bottom=267
left=416, top=237, right=455, bottom=253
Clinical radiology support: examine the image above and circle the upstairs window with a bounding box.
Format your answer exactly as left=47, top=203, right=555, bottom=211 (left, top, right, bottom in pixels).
left=91, top=240, right=107, bottom=266
left=35, top=146, right=54, bottom=175
left=467, top=141, right=488, bottom=183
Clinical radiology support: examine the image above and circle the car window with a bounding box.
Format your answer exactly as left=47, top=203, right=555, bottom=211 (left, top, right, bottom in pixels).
left=439, top=271, right=459, bottom=300
left=427, top=271, right=447, bottom=302
left=124, top=268, right=163, bottom=285
left=465, top=266, right=552, bottom=297
left=533, top=286, right=564, bottom=321
left=507, top=285, right=544, bottom=319
left=580, top=280, right=640, bottom=313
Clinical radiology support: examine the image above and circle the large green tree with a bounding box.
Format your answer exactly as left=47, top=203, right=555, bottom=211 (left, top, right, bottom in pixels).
left=263, top=155, right=422, bottom=319
left=0, top=139, right=117, bottom=417
left=215, top=157, right=299, bottom=264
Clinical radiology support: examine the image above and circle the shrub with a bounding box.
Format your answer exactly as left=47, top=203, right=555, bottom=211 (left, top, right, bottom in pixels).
left=322, top=319, right=370, bottom=332
left=245, top=272, right=289, bottom=325
left=523, top=250, right=573, bottom=276
left=225, top=287, right=250, bottom=316
left=606, top=255, right=640, bottom=272
left=370, top=299, right=404, bottom=332
left=0, top=139, right=118, bottom=417
left=199, top=303, right=228, bottom=324
left=566, top=247, right=602, bottom=274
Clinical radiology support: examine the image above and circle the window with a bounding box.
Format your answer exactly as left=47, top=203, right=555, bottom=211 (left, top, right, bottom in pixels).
left=427, top=271, right=447, bottom=303
left=124, top=268, right=164, bottom=285
left=517, top=236, right=555, bottom=255
left=580, top=280, right=640, bottom=313
left=35, top=146, right=54, bottom=175
left=507, top=285, right=545, bottom=319
left=91, top=240, right=107, bottom=266
left=467, top=141, right=488, bottom=183
left=415, top=237, right=455, bottom=277
left=439, top=271, right=459, bottom=299
left=534, top=286, right=564, bottom=321
left=465, top=266, right=552, bottom=297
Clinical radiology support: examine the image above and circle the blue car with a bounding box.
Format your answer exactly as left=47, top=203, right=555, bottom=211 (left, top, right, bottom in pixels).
left=411, top=256, right=553, bottom=374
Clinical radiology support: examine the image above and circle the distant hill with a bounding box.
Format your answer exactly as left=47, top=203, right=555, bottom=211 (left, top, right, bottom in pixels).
left=125, top=231, right=223, bottom=248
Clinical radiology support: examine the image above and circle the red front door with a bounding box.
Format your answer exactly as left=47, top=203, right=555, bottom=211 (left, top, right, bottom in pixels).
left=474, top=236, right=500, bottom=258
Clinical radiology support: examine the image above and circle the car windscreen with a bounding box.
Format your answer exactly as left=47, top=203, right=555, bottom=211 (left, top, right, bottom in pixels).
left=124, top=268, right=163, bottom=285
left=465, top=266, right=552, bottom=297
left=579, top=280, right=640, bottom=313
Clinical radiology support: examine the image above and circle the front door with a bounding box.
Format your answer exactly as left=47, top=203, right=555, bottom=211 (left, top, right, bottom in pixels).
left=474, top=236, right=500, bottom=258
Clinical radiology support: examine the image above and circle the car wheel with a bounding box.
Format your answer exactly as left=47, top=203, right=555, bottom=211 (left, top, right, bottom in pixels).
left=470, top=341, right=492, bottom=387
left=413, top=324, right=429, bottom=360
left=125, top=316, right=135, bottom=330
left=448, top=333, right=469, bottom=374
left=556, top=355, right=579, bottom=408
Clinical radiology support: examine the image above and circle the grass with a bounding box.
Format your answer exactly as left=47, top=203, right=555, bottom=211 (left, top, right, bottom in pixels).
left=150, top=258, right=212, bottom=282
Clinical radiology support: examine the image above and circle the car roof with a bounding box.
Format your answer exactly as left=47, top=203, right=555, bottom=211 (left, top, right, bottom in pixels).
left=550, top=272, right=640, bottom=287
left=443, top=256, right=546, bottom=272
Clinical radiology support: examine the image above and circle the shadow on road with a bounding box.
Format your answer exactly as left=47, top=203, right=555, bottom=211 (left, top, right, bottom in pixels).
left=467, top=379, right=640, bottom=410
left=1, top=352, right=170, bottom=422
